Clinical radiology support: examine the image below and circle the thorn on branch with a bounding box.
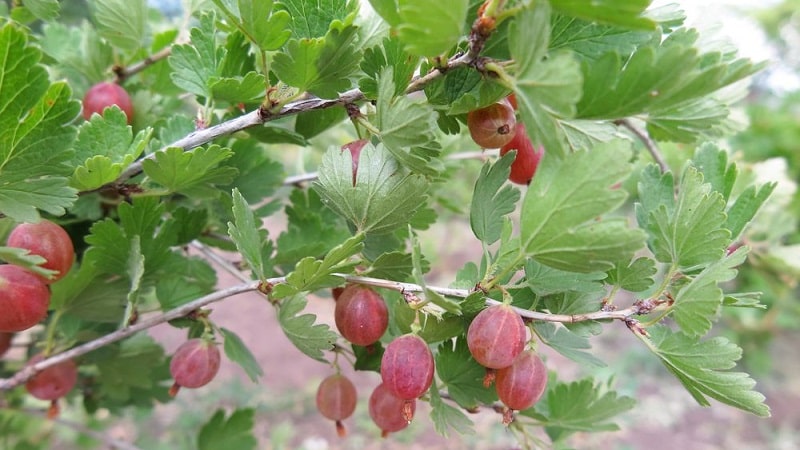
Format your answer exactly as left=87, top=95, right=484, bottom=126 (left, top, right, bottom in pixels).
left=624, top=318, right=649, bottom=337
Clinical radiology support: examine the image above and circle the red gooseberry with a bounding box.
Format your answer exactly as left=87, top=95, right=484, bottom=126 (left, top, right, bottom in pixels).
left=7, top=219, right=75, bottom=283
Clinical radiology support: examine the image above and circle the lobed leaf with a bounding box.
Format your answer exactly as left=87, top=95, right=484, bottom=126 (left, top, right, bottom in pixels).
left=227, top=188, right=271, bottom=281
left=643, top=325, right=770, bottom=417
left=198, top=408, right=257, bottom=450
left=671, top=246, right=748, bottom=337
left=313, top=142, right=430, bottom=234
left=640, top=165, right=730, bottom=268
left=520, top=141, right=644, bottom=272
left=527, top=377, right=636, bottom=442
left=221, top=327, right=264, bottom=382
left=470, top=152, right=521, bottom=245
left=396, top=0, right=468, bottom=57
left=277, top=294, right=338, bottom=362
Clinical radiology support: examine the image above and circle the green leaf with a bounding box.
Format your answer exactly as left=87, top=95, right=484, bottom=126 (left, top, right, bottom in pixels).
left=313, top=142, right=430, bottom=235
left=550, top=14, right=655, bottom=61
left=726, top=182, right=776, bottom=242
left=294, top=107, right=347, bottom=139
left=89, top=0, right=147, bottom=52
left=0, top=24, right=79, bottom=221
left=723, top=292, right=766, bottom=309
left=605, top=257, right=656, bottom=293
left=395, top=0, right=468, bottom=57
left=533, top=322, right=606, bottom=367
left=51, top=263, right=128, bottom=323
left=577, top=30, right=761, bottom=122
left=169, top=13, right=223, bottom=98
left=40, top=22, right=114, bottom=87
left=429, top=378, right=475, bottom=438
left=470, top=153, right=521, bottom=245
left=527, top=377, right=636, bottom=442
left=71, top=108, right=151, bottom=190
left=365, top=251, right=414, bottom=280
left=646, top=97, right=735, bottom=143
left=642, top=325, right=770, bottom=417
left=277, top=294, right=338, bottom=362
left=93, top=334, right=167, bottom=401
left=21, top=0, right=60, bottom=21
left=155, top=255, right=217, bottom=310
left=275, top=188, right=351, bottom=266
left=691, top=143, right=738, bottom=200
left=221, top=327, right=264, bottom=382
left=436, top=338, right=498, bottom=408
left=367, top=0, right=401, bottom=27
left=122, top=235, right=145, bottom=326
left=0, top=246, right=56, bottom=279
left=359, top=36, right=418, bottom=98
left=375, top=68, right=442, bottom=176
left=510, top=3, right=583, bottom=157
left=273, top=233, right=363, bottom=298
left=213, top=0, right=291, bottom=51
left=550, top=0, right=655, bottom=29
left=525, top=260, right=606, bottom=296
left=520, top=141, right=645, bottom=272
left=671, top=246, right=748, bottom=337
left=143, top=145, right=236, bottom=196
left=272, top=23, right=361, bottom=98
left=640, top=165, right=730, bottom=268
left=84, top=197, right=176, bottom=277
left=198, top=408, right=257, bottom=450
left=209, top=72, right=267, bottom=104
left=219, top=141, right=284, bottom=205
left=278, top=0, right=357, bottom=39
left=227, top=188, right=271, bottom=280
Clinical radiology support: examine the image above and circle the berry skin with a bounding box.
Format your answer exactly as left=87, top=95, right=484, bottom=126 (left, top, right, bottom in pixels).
left=169, top=339, right=221, bottom=396
left=0, top=265, right=51, bottom=333
left=0, top=332, right=13, bottom=358
left=334, top=285, right=389, bottom=346
left=499, top=123, right=544, bottom=185
left=82, top=82, right=134, bottom=124
left=369, top=383, right=416, bottom=437
left=467, top=100, right=517, bottom=148
left=380, top=334, right=434, bottom=422
left=495, top=350, right=548, bottom=424
left=507, top=93, right=518, bottom=110
left=25, top=354, right=78, bottom=418
left=7, top=220, right=75, bottom=283
left=316, top=373, right=358, bottom=437
left=467, top=304, right=526, bottom=370
left=342, top=140, right=368, bottom=186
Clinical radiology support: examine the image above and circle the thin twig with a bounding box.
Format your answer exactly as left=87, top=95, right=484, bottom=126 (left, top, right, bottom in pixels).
left=616, top=119, right=668, bottom=173
left=17, top=408, right=142, bottom=450
left=0, top=281, right=264, bottom=391
left=189, top=240, right=251, bottom=283
left=115, top=46, right=173, bottom=82
left=341, top=274, right=653, bottom=323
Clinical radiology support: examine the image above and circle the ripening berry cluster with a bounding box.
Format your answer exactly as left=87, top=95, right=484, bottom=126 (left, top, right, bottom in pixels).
left=321, top=284, right=548, bottom=436
left=1, top=219, right=77, bottom=417
left=467, top=94, right=544, bottom=185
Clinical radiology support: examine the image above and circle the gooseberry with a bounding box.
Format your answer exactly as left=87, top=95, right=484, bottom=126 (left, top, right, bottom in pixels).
left=169, top=338, right=221, bottom=396
left=334, top=285, right=389, bottom=346
left=380, top=334, right=434, bottom=422
left=467, top=304, right=526, bottom=370
left=499, top=123, right=544, bottom=185
left=82, top=82, right=134, bottom=124
left=316, top=373, right=358, bottom=437
left=495, top=349, right=548, bottom=424
left=7, top=219, right=75, bottom=283
left=0, top=265, right=51, bottom=332
left=467, top=100, right=517, bottom=148
left=369, top=383, right=416, bottom=437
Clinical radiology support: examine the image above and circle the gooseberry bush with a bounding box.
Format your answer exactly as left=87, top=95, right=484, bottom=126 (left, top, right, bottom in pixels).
left=0, top=0, right=780, bottom=448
